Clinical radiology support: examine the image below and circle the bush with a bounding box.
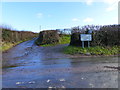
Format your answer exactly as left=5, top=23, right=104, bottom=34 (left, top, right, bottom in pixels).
left=70, top=25, right=120, bottom=47
left=35, top=30, right=60, bottom=45
left=2, top=27, right=38, bottom=43
left=91, top=25, right=120, bottom=46
left=1, top=26, right=38, bottom=51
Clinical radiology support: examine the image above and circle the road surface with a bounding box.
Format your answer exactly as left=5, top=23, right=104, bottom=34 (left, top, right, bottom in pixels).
left=2, top=38, right=119, bottom=88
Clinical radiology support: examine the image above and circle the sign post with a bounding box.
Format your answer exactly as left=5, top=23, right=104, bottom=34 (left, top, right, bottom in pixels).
left=88, top=41, right=90, bottom=48
left=80, top=34, right=92, bottom=48
left=82, top=41, right=84, bottom=48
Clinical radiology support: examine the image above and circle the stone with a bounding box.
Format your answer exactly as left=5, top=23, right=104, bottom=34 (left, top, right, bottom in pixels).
left=47, top=80, right=50, bottom=83
left=59, top=78, right=65, bottom=81
left=85, top=53, right=91, bottom=56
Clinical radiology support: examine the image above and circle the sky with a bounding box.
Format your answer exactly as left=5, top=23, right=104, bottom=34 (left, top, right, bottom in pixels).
left=1, top=0, right=118, bottom=32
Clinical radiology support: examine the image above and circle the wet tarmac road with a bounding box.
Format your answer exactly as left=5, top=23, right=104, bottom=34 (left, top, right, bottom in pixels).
left=2, top=39, right=119, bottom=88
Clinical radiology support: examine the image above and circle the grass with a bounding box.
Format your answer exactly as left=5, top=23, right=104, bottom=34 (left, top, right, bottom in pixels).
left=1, top=42, right=14, bottom=51
left=41, top=35, right=70, bottom=47
left=1, top=39, right=30, bottom=52
left=59, top=35, right=70, bottom=44
left=63, top=46, right=120, bottom=56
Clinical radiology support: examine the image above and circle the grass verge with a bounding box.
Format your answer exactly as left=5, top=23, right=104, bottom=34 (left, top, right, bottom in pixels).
left=1, top=39, right=30, bottom=52
left=63, top=46, right=120, bottom=56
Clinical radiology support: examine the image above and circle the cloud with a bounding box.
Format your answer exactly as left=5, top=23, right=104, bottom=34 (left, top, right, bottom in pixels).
left=106, top=6, right=115, bottom=12
left=84, top=0, right=118, bottom=12
left=85, top=0, right=94, bottom=5
left=83, top=18, right=94, bottom=23
left=37, top=13, right=43, bottom=18
left=103, top=0, right=118, bottom=5
left=85, top=0, right=118, bottom=5
left=72, top=18, right=80, bottom=22
left=104, top=0, right=118, bottom=12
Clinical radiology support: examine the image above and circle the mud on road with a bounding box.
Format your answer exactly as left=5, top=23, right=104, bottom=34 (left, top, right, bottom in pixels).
left=2, top=39, right=119, bottom=88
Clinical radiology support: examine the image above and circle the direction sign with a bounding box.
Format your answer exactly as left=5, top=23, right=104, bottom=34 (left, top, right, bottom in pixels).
left=80, top=34, right=92, bottom=41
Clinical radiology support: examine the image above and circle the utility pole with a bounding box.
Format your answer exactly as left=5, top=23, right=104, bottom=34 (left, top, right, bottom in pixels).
left=40, top=25, right=41, bottom=31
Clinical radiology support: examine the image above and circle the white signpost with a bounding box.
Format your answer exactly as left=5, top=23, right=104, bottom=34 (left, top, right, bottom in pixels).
left=80, top=34, right=92, bottom=48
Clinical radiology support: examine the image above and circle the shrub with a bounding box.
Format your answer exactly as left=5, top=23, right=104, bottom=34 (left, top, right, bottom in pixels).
left=2, top=27, right=38, bottom=43
left=36, top=30, right=60, bottom=45
left=70, top=25, right=120, bottom=47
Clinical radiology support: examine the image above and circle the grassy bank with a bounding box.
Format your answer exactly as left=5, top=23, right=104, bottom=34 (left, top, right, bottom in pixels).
left=63, top=46, right=120, bottom=56
left=1, top=39, right=30, bottom=52
left=40, top=35, right=70, bottom=47
left=1, top=26, right=38, bottom=52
